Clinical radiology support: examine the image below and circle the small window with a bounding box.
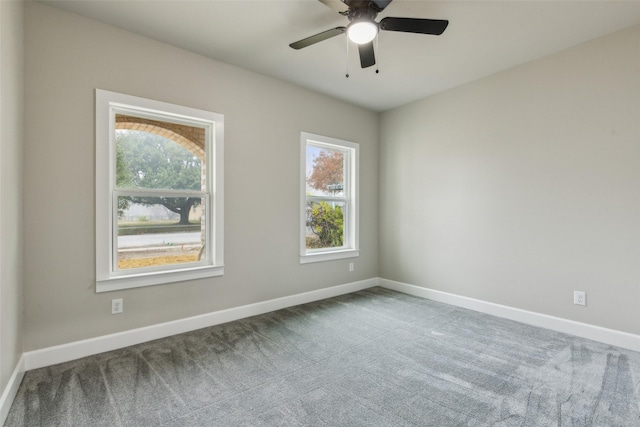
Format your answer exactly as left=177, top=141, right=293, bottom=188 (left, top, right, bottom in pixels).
left=300, top=132, right=359, bottom=263
left=96, top=90, right=224, bottom=292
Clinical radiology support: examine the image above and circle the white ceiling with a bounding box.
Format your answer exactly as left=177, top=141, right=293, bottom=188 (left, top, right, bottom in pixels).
left=41, top=0, right=640, bottom=112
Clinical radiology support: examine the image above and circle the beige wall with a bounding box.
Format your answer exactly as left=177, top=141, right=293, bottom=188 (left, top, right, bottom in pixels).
left=380, top=25, right=640, bottom=335
left=0, top=0, right=25, bottom=393
left=19, top=1, right=640, bottom=358
left=23, top=2, right=379, bottom=351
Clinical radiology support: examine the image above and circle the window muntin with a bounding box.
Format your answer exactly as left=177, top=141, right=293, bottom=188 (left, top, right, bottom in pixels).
left=96, top=90, right=224, bottom=292
left=300, top=132, right=359, bottom=263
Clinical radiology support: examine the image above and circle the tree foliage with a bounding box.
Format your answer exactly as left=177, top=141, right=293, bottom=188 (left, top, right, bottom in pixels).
left=116, top=130, right=202, bottom=225
left=305, top=148, right=346, bottom=248
left=307, top=150, right=343, bottom=192
left=307, top=201, right=343, bottom=248
left=116, top=143, right=131, bottom=216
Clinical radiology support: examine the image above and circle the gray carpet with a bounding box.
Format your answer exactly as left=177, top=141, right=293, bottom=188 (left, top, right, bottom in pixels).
left=5, top=287, right=640, bottom=426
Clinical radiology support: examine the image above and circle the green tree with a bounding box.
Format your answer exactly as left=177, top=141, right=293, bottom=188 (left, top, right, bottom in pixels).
left=115, top=143, right=131, bottom=217
left=307, top=201, right=344, bottom=248
left=116, top=130, right=202, bottom=225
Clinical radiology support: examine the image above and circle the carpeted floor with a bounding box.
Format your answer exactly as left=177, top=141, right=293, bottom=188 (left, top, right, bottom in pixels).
left=5, top=287, right=640, bottom=426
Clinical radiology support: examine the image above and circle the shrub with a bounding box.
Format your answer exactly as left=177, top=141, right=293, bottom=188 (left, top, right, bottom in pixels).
left=307, top=201, right=343, bottom=248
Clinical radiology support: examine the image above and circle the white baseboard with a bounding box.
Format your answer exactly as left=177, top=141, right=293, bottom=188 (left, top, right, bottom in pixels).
left=0, top=354, right=25, bottom=426
left=23, top=278, right=378, bottom=371
left=17, top=276, right=640, bottom=396
left=379, top=278, right=640, bottom=353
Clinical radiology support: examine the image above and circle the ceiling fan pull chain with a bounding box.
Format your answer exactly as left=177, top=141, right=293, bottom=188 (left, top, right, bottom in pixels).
left=375, top=33, right=380, bottom=74
left=345, top=36, right=350, bottom=78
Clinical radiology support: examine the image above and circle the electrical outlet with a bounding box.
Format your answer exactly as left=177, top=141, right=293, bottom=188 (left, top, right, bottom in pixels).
left=112, top=298, right=123, bottom=314
left=573, top=291, right=586, bottom=306
left=349, top=262, right=354, bottom=272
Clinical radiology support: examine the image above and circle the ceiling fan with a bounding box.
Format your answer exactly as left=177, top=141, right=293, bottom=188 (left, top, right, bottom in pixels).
left=289, top=0, right=449, bottom=69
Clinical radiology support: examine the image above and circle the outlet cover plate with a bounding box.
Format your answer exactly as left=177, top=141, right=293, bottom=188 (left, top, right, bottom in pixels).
left=112, top=298, right=123, bottom=314
left=573, top=291, right=586, bottom=306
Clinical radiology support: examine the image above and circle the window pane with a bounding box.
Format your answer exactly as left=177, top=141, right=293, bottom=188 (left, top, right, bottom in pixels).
left=306, top=145, right=344, bottom=197
left=117, top=197, right=204, bottom=270
left=116, top=123, right=205, bottom=191
left=305, top=200, right=345, bottom=250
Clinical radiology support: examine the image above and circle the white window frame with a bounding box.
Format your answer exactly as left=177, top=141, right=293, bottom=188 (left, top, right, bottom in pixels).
left=96, top=89, right=224, bottom=292
left=300, top=132, right=359, bottom=264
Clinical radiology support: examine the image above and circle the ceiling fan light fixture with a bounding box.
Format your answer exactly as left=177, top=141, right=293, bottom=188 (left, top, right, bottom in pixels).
left=347, top=20, right=378, bottom=44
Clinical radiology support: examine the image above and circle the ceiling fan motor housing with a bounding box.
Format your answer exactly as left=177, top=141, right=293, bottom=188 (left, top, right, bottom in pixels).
left=346, top=7, right=379, bottom=23
left=343, top=0, right=390, bottom=14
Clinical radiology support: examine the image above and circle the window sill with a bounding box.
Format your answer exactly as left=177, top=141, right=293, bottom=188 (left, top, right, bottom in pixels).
left=300, top=249, right=359, bottom=264
left=96, top=265, right=224, bottom=293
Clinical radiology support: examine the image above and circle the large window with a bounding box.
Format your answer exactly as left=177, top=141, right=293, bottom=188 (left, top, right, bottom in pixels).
left=300, top=132, right=359, bottom=263
left=96, top=90, right=224, bottom=292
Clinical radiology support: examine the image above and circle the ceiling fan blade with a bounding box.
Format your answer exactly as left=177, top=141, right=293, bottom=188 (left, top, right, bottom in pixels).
left=289, top=27, right=346, bottom=50
left=379, top=17, right=449, bottom=35
left=317, top=0, right=349, bottom=14
left=358, top=41, right=376, bottom=68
